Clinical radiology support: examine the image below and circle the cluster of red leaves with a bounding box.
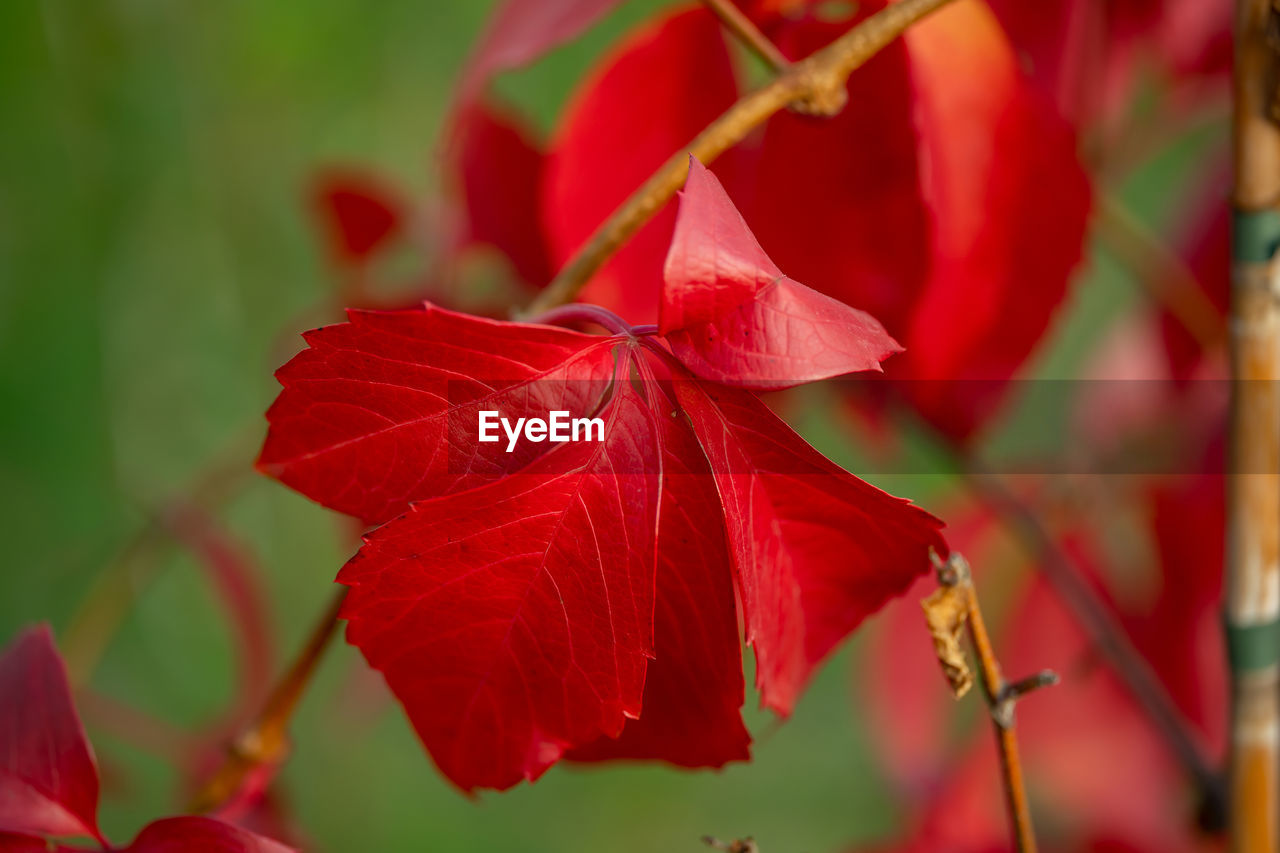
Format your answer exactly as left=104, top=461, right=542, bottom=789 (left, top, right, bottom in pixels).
left=985, top=0, right=1229, bottom=127
left=259, top=159, right=946, bottom=791
left=306, top=0, right=1232, bottom=444
left=0, top=627, right=294, bottom=853
left=313, top=0, right=1098, bottom=442
left=487, top=0, right=1094, bottom=441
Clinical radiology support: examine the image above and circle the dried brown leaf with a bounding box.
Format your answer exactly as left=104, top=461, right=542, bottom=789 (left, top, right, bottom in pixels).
left=921, top=583, right=973, bottom=698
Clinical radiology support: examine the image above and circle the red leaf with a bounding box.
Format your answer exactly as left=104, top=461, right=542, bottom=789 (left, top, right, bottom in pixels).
left=257, top=303, right=617, bottom=526
left=339, top=368, right=662, bottom=791
left=569, top=379, right=750, bottom=767
left=1161, top=0, right=1232, bottom=79
left=1006, top=568, right=1190, bottom=849
left=457, top=0, right=627, bottom=107
left=542, top=7, right=741, bottom=323
left=311, top=172, right=403, bottom=264
left=661, top=158, right=900, bottom=388
left=892, top=0, right=1091, bottom=439
left=986, top=0, right=1229, bottom=126
left=713, top=1, right=1089, bottom=438
left=121, top=816, right=295, bottom=853
left=674, top=378, right=945, bottom=714
left=262, top=306, right=943, bottom=787
left=1142, top=472, right=1227, bottom=753
left=985, top=0, right=1141, bottom=125
left=0, top=626, right=102, bottom=843
left=0, top=835, right=50, bottom=853
left=452, top=104, right=552, bottom=287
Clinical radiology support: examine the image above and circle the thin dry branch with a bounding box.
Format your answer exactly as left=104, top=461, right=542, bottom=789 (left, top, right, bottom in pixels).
left=926, top=552, right=1055, bottom=853
left=190, top=587, right=348, bottom=813
left=521, top=0, right=959, bottom=317
left=700, top=0, right=790, bottom=73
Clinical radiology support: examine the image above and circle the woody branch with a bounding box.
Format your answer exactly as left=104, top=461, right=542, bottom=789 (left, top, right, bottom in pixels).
left=924, top=551, right=1057, bottom=853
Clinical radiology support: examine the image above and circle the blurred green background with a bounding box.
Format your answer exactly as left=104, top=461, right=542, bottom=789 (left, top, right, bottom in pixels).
left=0, top=1, right=1222, bottom=850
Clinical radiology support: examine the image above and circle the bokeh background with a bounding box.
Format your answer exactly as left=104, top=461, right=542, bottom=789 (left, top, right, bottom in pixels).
left=0, top=1, right=1226, bottom=850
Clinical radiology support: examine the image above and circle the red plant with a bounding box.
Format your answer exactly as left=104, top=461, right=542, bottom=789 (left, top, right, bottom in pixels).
left=257, top=160, right=945, bottom=790
left=0, top=628, right=293, bottom=853
left=6, top=0, right=1265, bottom=849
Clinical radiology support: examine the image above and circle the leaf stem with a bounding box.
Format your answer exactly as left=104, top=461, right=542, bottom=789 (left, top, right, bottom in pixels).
left=189, top=586, right=348, bottom=813
left=529, top=303, right=635, bottom=335
left=932, top=551, right=1050, bottom=853
left=519, top=0, right=958, bottom=318
left=700, top=0, right=790, bottom=74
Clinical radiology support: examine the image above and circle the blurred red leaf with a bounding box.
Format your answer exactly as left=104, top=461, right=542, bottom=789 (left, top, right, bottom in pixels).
left=1004, top=561, right=1188, bottom=849
left=456, top=0, right=627, bottom=108
left=533, top=0, right=1089, bottom=439
left=0, top=626, right=102, bottom=843
left=120, top=817, right=294, bottom=853
left=312, top=172, right=404, bottom=264
left=453, top=103, right=553, bottom=287
left=1160, top=0, right=1232, bottom=78
left=863, top=571, right=1204, bottom=852
left=1141, top=470, right=1227, bottom=754
left=743, top=11, right=929, bottom=351
left=0, top=630, right=294, bottom=852
left=985, top=0, right=1148, bottom=125
left=892, top=0, right=1091, bottom=439
left=861, top=504, right=1220, bottom=851
left=542, top=6, right=742, bottom=323
left=987, top=0, right=1229, bottom=126
left=661, top=157, right=900, bottom=388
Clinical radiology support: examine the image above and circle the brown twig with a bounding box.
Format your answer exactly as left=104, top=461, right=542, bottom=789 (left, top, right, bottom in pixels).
left=926, top=551, right=1054, bottom=853
left=877, top=407, right=1228, bottom=810
left=1227, top=1, right=1280, bottom=848
left=1094, top=192, right=1225, bottom=354
left=189, top=587, right=348, bottom=813
left=520, top=0, right=959, bottom=318
left=700, top=0, right=790, bottom=73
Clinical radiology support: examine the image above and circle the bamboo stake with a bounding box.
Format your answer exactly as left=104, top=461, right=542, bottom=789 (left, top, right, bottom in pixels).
left=1227, top=1, right=1280, bottom=849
